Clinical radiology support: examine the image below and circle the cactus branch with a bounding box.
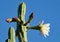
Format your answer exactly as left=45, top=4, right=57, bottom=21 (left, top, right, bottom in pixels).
left=18, top=2, right=26, bottom=23
left=24, top=12, right=34, bottom=26
left=6, top=26, right=15, bottom=42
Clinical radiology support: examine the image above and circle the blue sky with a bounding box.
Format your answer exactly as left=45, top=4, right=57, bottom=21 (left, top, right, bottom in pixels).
left=0, top=0, right=60, bottom=42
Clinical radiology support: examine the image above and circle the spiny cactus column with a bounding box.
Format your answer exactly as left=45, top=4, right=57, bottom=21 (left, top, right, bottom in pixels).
left=6, top=27, right=15, bottom=42
left=6, top=2, right=50, bottom=42
left=17, top=2, right=27, bottom=42
left=6, top=2, right=30, bottom=42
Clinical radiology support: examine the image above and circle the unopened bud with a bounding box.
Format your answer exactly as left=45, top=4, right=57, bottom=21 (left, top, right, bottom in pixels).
left=6, top=18, right=12, bottom=23
left=29, top=12, right=34, bottom=21
left=29, top=12, right=34, bottom=19
left=6, top=17, right=20, bottom=23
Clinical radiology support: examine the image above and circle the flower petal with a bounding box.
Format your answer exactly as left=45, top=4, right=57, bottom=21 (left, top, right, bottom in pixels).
left=39, top=21, right=50, bottom=37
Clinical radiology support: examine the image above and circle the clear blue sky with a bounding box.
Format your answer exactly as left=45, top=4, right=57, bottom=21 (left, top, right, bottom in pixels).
left=0, top=0, right=60, bottom=42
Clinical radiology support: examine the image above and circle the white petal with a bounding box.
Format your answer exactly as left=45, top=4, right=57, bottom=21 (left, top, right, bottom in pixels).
left=41, top=20, right=44, bottom=24
left=44, top=23, right=50, bottom=27
left=39, top=21, right=50, bottom=37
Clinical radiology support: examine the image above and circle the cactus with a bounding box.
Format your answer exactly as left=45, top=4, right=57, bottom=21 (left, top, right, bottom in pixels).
left=6, top=26, right=15, bottom=42
left=6, top=2, right=50, bottom=42
left=6, top=2, right=33, bottom=42
left=17, top=2, right=27, bottom=42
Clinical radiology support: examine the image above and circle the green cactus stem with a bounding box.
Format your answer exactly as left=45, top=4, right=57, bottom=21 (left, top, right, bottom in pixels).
left=6, top=2, right=34, bottom=42
left=16, top=2, right=27, bottom=42
left=18, top=2, right=26, bottom=23
left=6, top=26, right=15, bottom=42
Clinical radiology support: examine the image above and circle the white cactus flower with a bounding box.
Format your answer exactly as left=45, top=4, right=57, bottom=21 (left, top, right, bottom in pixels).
left=39, top=21, right=50, bottom=37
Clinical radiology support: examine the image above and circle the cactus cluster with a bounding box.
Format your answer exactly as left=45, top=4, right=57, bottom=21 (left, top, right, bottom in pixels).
left=6, top=2, right=33, bottom=42
left=6, top=2, right=50, bottom=42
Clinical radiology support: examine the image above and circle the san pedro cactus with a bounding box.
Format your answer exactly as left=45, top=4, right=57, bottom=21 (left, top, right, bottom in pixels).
left=6, top=2, right=50, bottom=42
left=6, top=2, right=33, bottom=42
left=6, top=27, right=15, bottom=42
left=17, top=2, right=27, bottom=42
